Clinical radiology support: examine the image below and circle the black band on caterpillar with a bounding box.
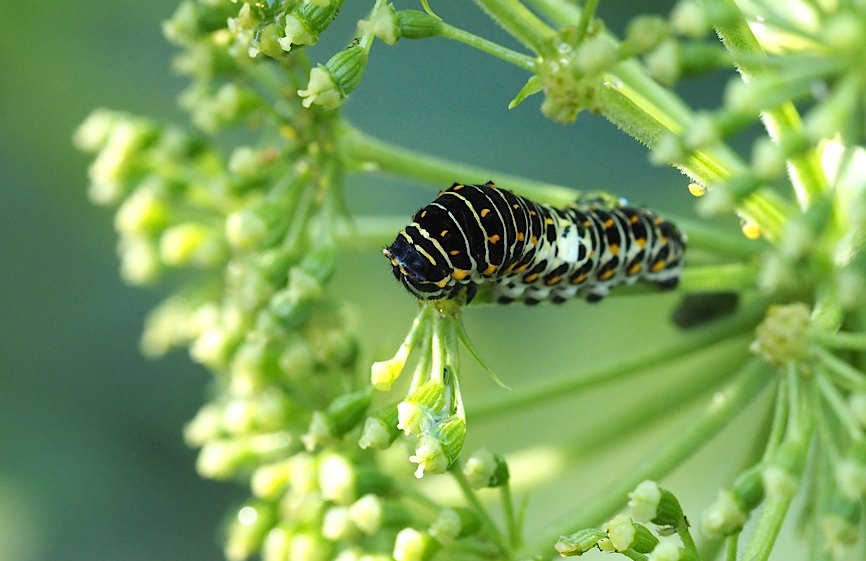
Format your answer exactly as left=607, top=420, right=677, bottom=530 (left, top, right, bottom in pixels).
left=384, top=182, right=686, bottom=304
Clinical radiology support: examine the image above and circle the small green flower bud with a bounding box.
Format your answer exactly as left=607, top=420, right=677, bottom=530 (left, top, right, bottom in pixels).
left=115, top=187, right=168, bottom=236
left=190, top=325, right=237, bottom=370
left=261, top=527, right=290, bottom=561
left=74, top=109, right=119, bottom=153
left=349, top=494, right=383, bottom=535
left=763, top=439, right=806, bottom=498
left=670, top=1, right=710, bottom=38
left=160, top=222, right=224, bottom=267
left=575, top=36, right=618, bottom=75
left=327, top=389, right=374, bottom=436
left=624, top=15, right=669, bottom=54
left=298, top=45, right=368, bottom=109
left=87, top=119, right=154, bottom=205
left=684, top=112, right=720, bottom=149
left=359, top=402, right=400, bottom=449
left=319, top=452, right=357, bottom=504
left=750, top=303, right=811, bottom=367
left=302, top=411, right=336, bottom=452
left=428, top=507, right=481, bottom=544
left=397, top=381, right=446, bottom=435
left=629, top=480, right=662, bottom=523
left=701, top=488, right=747, bottom=538
left=645, top=40, right=680, bottom=85
left=359, top=4, right=399, bottom=45
left=555, top=528, right=607, bottom=556
left=322, top=506, right=357, bottom=541
left=226, top=209, right=269, bottom=250
left=410, top=416, right=466, bottom=478
left=395, top=10, right=443, bottom=39
left=289, top=532, right=332, bottom=561
left=197, top=439, right=248, bottom=480
left=251, top=459, right=293, bottom=499
left=731, top=465, right=765, bottom=512
left=393, top=528, right=436, bottom=561
left=119, top=235, right=162, bottom=285
left=836, top=448, right=866, bottom=500
left=751, top=137, right=786, bottom=180
left=463, top=448, right=509, bottom=489
left=279, top=0, right=344, bottom=51
left=649, top=132, right=686, bottom=167
left=225, top=503, right=276, bottom=561
left=184, top=403, right=223, bottom=447
left=604, top=514, right=635, bottom=551
left=647, top=540, right=683, bottom=561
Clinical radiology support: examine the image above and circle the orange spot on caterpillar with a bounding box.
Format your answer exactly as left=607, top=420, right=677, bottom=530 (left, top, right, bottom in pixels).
left=452, top=269, right=470, bottom=281
left=449, top=250, right=460, bottom=256
left=599, top=269, right=615, bottom=281
left=651, top=260, right=666, bottom=272
left=603, top=218, right=615, bottom=229
left=513, top=264, right=529, bottom=273
left=544, top=218, right=554, bottom=225
left=480, top=208, right=491, bottom=218
left=523, top=272, right=540, bottom=283
left=571, top=273, right=587, bottom=284
left=482, top=264, right=497, bottom=276
left=440, top=229, right=448, bottom=237
left=530, top=236, right=538, bottom=246
left=630, top=214, right=639, bottom=223
left=609, top=244, right=620, bottom=256
left=516, top=232, right=525, bottom=241
left=628, top=263, right=642, bottom=275
left=488, top=234, right=501, bottom=244
left=636, top=238, right=647, bottom=248
left=545, top=275, right=562, bottom=285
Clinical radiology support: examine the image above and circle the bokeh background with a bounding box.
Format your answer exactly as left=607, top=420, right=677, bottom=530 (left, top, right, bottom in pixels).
left=0, top=2, right=797, bottom=560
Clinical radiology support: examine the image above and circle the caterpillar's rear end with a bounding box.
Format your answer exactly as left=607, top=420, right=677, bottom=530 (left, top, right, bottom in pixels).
left=384, top=182, right=686, bottom=304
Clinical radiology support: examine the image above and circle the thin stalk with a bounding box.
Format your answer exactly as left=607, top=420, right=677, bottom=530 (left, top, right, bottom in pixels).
left=574, top=0, right=599, bottom=44
left=621, top=551, right=647, bottom=561
left=812, top=330, right=866, bottom=351
left=673, top=215, right=765, bottom=260
left=740, top=496, right=793, bottom=561
left=472, top=0, right=556, bottom=55
left=471, top=301, right=765, bottom=420
left=450, top=465, right=511, bottom=557
left=813, top=346, right=866, bottom=391
left=528, top=359, right=772, bottom=554
left=705, top=0, right=829, bottom=208
left=339, top=124, right=578, bottom=206
left=439, top=22, right=537, bottom=72
left=815, top=367, right=862, bottom=441
left=726, top=534, right=740, bottom=561
left=500, top=483, right=522, bottom=548
left=680, top=262, right=758, bottom=292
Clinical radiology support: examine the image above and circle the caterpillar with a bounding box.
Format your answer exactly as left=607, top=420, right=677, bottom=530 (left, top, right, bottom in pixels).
left=384, top=182, right=686, bottom=305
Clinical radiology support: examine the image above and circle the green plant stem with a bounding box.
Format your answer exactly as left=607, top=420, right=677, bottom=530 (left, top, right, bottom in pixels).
left=816, top=367, right=862, bottom=440
left=673, top=215, right=765, bottom=260
left=500, top=483, right=522, bottom=548
left=726, top=534, right=740, bottom=561
left=680, top=262, right=758, bottom=292
left=813, top=330, right=866, bottom=351
left=471, top=302, right=765, bottom=420
left=339, top=124, right=578, bottom=206
left=621, top=550, right=647, bottom=561
left=813, top=346, right=866, bottom=391
left=529, top=358, right=772, bottom=554
left=472, top=0, right=556, bottom=55
left=450, top=466, right=511, bottom=557
left=740, top=496, right=793, bottom=561
left=705, top=0, right=829, bottom=209
left=439, top=22, right=537, bottom=72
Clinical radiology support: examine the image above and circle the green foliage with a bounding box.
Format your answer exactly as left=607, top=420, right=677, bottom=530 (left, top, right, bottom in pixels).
left=76, top=1, right=866, bottom=560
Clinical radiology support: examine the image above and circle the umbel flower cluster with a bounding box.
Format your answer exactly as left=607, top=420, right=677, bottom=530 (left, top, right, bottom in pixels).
left=76, top=1, right=866, bottom=560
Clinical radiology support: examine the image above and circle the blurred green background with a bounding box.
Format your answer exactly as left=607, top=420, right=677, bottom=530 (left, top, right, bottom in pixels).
left=0, top=2, right=793, bottom=561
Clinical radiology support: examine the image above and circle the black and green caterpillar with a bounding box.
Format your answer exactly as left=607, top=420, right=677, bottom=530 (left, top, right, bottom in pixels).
left=385, top=182, right=686, bottom=304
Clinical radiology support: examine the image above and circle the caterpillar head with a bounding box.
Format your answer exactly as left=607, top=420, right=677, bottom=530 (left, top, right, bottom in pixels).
left=384, top=235, right=451, bottom=300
